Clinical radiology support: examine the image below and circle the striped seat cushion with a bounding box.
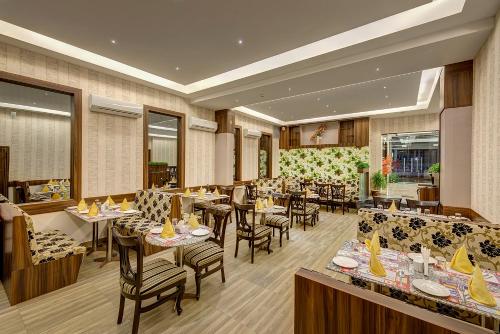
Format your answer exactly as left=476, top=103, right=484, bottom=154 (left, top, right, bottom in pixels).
left=265, top=215, right=289, bottom=228
left=237, top=225, right=272, bottom=238
left=292, top=205, right=317, bottom=215
left=120, top=258, right=186, bottom=296
left=184, top=241, right=224, bottom=268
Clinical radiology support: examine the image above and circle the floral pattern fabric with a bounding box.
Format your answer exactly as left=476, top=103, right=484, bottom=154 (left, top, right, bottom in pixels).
left=357, top=209, right=500, bottom=271
left=34, top=230, right=86, bottom=265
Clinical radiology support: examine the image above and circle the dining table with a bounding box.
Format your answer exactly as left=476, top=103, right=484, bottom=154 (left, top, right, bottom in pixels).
left=327, top=240, right=500, bottom=326
left=177, top=192, right=229, bottom=213
left=65, top=205, right=142, bottom=267
left=145, top=224, right=212, bottom=300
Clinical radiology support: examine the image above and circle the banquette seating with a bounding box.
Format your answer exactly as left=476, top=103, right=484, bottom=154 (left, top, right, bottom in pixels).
left=0, top=199, right=86, bottom=305
left=114, top=190, right=180, bottom=256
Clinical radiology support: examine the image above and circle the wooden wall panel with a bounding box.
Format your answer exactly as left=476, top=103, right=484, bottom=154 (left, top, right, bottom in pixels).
left=0, top=146, right=8, bottom=197
left=443, top=60, right=473, bottom=109
left=279, top=126, right=289, bottom=149
left=295, top=268, right=493, bottom=334
left=354, top=117, right=369, bottom=147
left=339, top=120, right=354, bottom=146
left=289, top=126, right=301, bottom=149
left=215, top=109, right=235, bottom=134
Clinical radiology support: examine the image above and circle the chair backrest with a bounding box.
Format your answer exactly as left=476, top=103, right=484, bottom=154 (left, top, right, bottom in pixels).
left=207, top=206, right=232, bottom=247
left=219, top=185, right=235, bottom=206
left=299, top=180, right=313, bottom=191
left=245, top=184, right=258, bottom=202
left=112, top=227, right=143, bottom=295
left=330, top=184, right=346, bottom=201
left=373, top=196, right=400, bottom=208
left=315, top=183, right=330, bottom=200
left=379, top=198, right=402, bottom=209
left=234, top=202, right=256, bottom=235
left=406, top=199, right=439, bottom=214
left=273, top=193, right=291, bottom=216
left=290, top=191, right=307, bottom=213
left=135, top=190, right=175, bottom=222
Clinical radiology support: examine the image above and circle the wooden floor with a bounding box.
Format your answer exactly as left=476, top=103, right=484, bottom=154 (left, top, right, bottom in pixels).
left=0, top=210, right=359, bottom=334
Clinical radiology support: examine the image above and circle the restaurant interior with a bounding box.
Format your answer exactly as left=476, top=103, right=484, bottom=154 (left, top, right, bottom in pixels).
left=0, top=1, right=499, bottom=333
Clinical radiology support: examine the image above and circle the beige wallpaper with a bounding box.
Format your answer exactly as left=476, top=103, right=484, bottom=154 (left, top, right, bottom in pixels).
left=369, top=113, right=440, bottom=177
left=472, top=12, right=500, bottom=223
left=0, top=41, right=215, bottom=195
left=235, top=114, right=279, bottom=180
left=0, top=107, right=71, bottom=181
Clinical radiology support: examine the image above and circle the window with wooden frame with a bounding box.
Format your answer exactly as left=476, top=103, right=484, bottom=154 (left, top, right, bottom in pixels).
left=0, top=71, right=82, bottom=214
left=143, top=105, right=185, bottom=189
left=258, top=132, right=273, bottom=179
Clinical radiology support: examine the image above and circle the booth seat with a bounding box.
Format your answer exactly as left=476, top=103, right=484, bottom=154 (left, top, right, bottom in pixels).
left=0, top=200, right=85, bottom=305
left=114, top=190, right=179, bottom=256
left=253, top=177, right=285, bottom=192
left=354, top=209, right=500, bottom=325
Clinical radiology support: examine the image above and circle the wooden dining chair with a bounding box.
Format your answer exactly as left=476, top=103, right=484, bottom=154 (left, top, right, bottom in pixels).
left=264, top=194, right=291, bottom=247
left=113, top=228, right=187, bottom=334
left=406, top=199, right=439, bottom=214
left=245, top=184, right=258, bottom=204
left=379, top=198, right=402, bottom=210
left=234, top=202, right=272, bottom=264
left=183, top=206, right=231, bottom=300
left=315, top=182, right=331, bottom=212
left=194, top=185, right=217, bottom=224
left=290, top=191, right=318, bottom=231
left=330, top=184, right=347, bottom=215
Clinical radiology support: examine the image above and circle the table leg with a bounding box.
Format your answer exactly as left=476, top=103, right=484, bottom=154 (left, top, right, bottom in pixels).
left=95, top=219, right=119, bottom=267
left=175, top=245, right=184, bottom=267
left=87, top=222, right=106, bottom=255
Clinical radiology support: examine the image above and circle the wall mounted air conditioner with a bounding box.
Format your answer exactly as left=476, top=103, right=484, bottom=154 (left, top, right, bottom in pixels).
left=89, top=94, right=143, bottom=118
left=243, top=128, right=262, bottom=139
left=188, top=116, right=218, bottom=132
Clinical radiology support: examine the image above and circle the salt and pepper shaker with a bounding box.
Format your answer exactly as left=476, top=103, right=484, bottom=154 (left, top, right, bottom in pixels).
left=422, top=246, right=430, bottom=277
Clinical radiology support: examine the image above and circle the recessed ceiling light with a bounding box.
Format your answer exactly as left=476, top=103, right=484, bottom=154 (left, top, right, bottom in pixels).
left=376, top=67, right=380, bottom=72
left=385, top=95, right=389, bottom=99
left=333, top=110, right=337, bottom=113
left=326, top=104, right=329, bottom=108
left=316, top=97, right=321, bottom=101
left=383, top=86, right=387, bottom=89
left=288, top=87, right=292, bottom=92
left=111, top=39, right=117, bottom=44
left=238, top=39, right=243, bottom=45
left=175, top=66, right=180, bottom=71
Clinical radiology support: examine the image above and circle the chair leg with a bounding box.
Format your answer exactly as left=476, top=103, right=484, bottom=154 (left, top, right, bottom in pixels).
left=220, top=259, right=226, bottom=283
left=117, top=294, right=125, bottom=324
left=303, top=216, right=306, bottom=231
left=279, top=229, right=283, bottom=247
left=132, top=300, right=141, bottom=334
left=176, top=284, right=184, bottom=315
left=267, top=235, right=271, bottom=254
left=286, top=228, right=290, bottom=240
left=195, top=271, right=202, bottom=300
left=234, top=238, right=239, bottom=258
left=251, top=240, right=255, bottom=264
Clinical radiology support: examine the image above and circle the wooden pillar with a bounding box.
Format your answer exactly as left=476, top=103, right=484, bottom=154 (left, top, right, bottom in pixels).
left=214, top=110, right=235, bottom=185
left=440, top=60, right=473, bottom=216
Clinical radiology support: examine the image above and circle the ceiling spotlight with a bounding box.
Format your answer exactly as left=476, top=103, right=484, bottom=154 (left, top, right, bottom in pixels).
left=288, top=87, right=292, bottom=92
left=316, top=97, right=321, bottom=101
left=175, top=66, right=180, bottom=71
left=111, top=39, right=117, bottom=44
left=326, top=104, right=329, bottom=108
left=238, top=39, right=243, bottom=45
left=385, top=95, right=389, bottom=99
left=376, top=67, right=380, bottom=72
left=383, top=86, right=387, bottom=89
left=333, top=110, right=337, bottom=113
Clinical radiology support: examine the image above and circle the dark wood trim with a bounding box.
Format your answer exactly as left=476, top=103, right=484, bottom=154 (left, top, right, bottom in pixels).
left=295, top=268, right=493, bottom=334
left=0, top=146, right=8, bottom=197
left=143, top=105, right=185, bottom=189
left=443, top=60, right=473, bottom=109
left=279, top=126, right=289, bottom=149
left=234, top=125, right=242, bottom=181
left=84, top=192, right=136, bottom=204
left=8, top=179, right=72, bottom=187
left=233, top=180, right=252, bottom=186
left=214, top=109, right=235, bottom=134
left=0, top=71, right=82, bottom=215
left=258, top=132, right=273, bottom=179
left=441, top=206, right=493, bottom=226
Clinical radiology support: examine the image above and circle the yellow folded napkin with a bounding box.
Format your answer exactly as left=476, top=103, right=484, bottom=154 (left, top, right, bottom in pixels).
left=188, top=213, right=200, bottom=229
left=450, top=244, right=474, bottom=274
left=77, top=199, right=88, bottom=211
left=255, top=198, right=264, bottom=210
left=48, top=179, right=54, bottom=185
left=469, top=265, right=497, bottom=306
left=388, top=200, right=397, bottom=213
left=305, top=188, right=312, bottom=196
left=51, top=192, right=61, bottom=200
left=213, top=187, right=220, bottom=197
left=120, top=198, right=130, bottom=212
left=151, top=183, right=156, bottom=190
left=184, top=188, right=191, bottom=196
left=267, top=196, right=274, bottom=207
left=160, top=217, right=176, bottom=238
left=104, top=195, right=115, bottom=206
left=365, top=231, right=381, bottom=255
left=88, top=202, right=99, bottom=217
left=42, top=185, right=50, bottom=193
left=369, top=246, right=387, bottom=277
left=198, top=188, right=205, bottom=199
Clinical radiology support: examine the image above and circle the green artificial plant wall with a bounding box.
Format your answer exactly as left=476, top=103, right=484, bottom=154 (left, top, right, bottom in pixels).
left=279, top=147, right=369, bottom=181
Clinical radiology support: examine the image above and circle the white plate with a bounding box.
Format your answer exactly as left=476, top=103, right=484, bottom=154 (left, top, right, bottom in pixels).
left=67, top=206, right=77, bottom=210
left=412, top=279, right=450, bottom=297
left=408, top=253, right=437, bottom=264
left=150, top=227, right=163, bottom=234
left=78, top=209, right=89, bottom=214
left=191, top=228, right=209, bottom=236
left=332, top=256, right=359, bottom=269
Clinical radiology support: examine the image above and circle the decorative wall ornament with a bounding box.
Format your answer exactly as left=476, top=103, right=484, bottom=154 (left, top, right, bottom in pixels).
left=310, top=123, right=327, bottom=144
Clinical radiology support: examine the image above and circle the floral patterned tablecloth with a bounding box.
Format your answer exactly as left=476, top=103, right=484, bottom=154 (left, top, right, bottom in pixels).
left=327, top=240, right=500, bottom=320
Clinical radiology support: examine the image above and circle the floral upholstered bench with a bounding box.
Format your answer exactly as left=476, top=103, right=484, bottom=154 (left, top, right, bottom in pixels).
left=0, top=200, right=85, bottom=305
left=114, top=190, right=180, bottom=255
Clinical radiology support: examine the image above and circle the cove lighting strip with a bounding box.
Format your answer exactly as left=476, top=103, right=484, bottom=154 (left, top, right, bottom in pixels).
left=0, top=0, right=464, bottom=94
left=148, top=125, right=177, bottom=132
left=148, top=133, right=177, bottom=139
left=0, top=101, right=71, bottom=117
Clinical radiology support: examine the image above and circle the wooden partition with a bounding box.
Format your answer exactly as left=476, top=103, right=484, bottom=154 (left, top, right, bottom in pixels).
left=294, top=268, right=492, bottom=334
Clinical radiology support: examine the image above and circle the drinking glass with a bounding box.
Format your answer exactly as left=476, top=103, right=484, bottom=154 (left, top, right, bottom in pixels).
left=397, top=255, right=410, bottom=278
left=377, top=204, right=383, bottom=210
left=424, top=209, right=430, bottom=215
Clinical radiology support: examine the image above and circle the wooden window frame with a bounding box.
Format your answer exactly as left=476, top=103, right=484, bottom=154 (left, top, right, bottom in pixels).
left=0, top=71, right=82, bottom=215
left=234, top=125, right=242, bottom=181
left=258, top=132, right=273, bottom=179
left=143, top=105, right=185, bottom=189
